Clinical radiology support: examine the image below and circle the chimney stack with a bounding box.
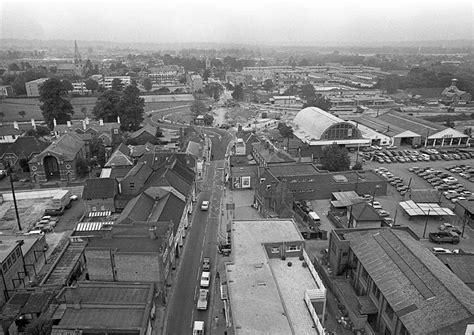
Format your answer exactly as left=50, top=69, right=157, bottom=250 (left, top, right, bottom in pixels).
left=83, top=120, right=87, bottom=130
left=31, top=118, right=36, bottom=130
left=85, top=117, right=90, bottom=125
left=117, top=116, right=121, bottom=124
left=13, top=121, right=19, bottom=130
left=53, top=118, right=57, bottom=128
left=67, top=120, right=72, bottom=128
left=451, top=78, right=458, bottom=87
left=99, top=118, right=104, bottom=126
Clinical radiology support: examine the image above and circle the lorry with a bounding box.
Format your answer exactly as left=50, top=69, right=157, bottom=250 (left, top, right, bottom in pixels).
left=44, top=190, right=71, bottom=216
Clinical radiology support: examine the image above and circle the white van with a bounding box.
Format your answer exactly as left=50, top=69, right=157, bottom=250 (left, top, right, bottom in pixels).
left=193, top=321, right=205, bottom=335
left=308, top=211, right=321, bottom=224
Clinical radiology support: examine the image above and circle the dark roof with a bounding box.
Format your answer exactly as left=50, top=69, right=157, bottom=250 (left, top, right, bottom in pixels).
left=104, top=144, right=134, bottom=167
left=343, top=229, right=474, bottom=334
left=0, top=125, right=22, bottom=136
left=376, top=110, right=446, bottom=137
left=123, top=161, right=153, bottom=181
left=436, top=254, right=474, bottom=290
left=351, top=202, right=382, bottom=221
left=20, top=292, right=54, bottom=314
left=82, top=178, right=118, bottom=199
left=149, top=168, right=192, bottom=196
left=147, top=192, right=186, bottom=232
left=116, top=192, right=155, bottom=224
left=130, top=124, right=159, bottom=139
left=30, top=133, right=85, bottom=162
left=2, top=136, right=48, bottom=160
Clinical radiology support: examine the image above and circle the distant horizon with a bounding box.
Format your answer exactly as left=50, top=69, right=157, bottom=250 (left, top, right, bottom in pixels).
left=1, top=0, right=472, bottom=47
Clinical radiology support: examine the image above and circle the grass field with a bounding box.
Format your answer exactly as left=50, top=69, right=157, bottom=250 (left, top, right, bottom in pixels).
left=0, top=97, right=192, bottom=122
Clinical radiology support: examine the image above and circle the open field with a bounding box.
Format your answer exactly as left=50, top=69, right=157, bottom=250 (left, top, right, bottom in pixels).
left=0, top=97, right=194, bottom=122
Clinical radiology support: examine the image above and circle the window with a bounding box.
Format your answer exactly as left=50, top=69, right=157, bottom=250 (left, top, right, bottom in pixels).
left=130, top=182, right=135, bottom=188
left=7, top=258, right=12, bottom=267
left=2, top=264, right=7, bottom=273
left=271, top=247, right=280, bottom=253
left=11, top=252, right=16, bottom=262
left=385, top=303, right=394, bottom=320
left=16, top=249, right=21, bottom=257
left=287, top=245, right=301, bottom=251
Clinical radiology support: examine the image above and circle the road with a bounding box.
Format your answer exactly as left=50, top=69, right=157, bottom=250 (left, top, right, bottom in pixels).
left=165, top=159, right=226, bottom=334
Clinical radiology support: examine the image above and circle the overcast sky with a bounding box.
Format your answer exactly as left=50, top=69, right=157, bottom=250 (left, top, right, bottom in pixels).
left=1, top=0, right=473, bottom=45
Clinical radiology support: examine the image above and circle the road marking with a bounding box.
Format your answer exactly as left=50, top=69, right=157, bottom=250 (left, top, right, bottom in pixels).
left=190, top=310, right=194, bottom=328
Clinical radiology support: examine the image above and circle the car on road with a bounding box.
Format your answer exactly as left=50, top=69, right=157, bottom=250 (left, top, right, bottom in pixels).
left=200, top=200, right=209, bottom=211
left=202, top=257, right=210, bottom=271
left=193, top=321, right=205, bottom=335
left=70, top=194, right=79, bottom=201
left=429, top=231, right=460, bottom=244
left=200, top=271, right=211, bottom=288
left=377, top=210, right=390, bottom=217
left=370, top=201, right=383, bottom=209
left=197, top=289, right=209, bottom=310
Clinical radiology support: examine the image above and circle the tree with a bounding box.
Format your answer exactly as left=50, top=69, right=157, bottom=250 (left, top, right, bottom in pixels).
left=321, top=144, right=351, bottom=172
left=85, top=78, right=99, bottom=94
left=263, top=79, right=275, bottom=92
left=19, top=110, right=26, bottom=118
left=25, top=125, right=50, bottom=138
left=190, top=100, right=207, bottom=117
left=204, top=82, right=224, bottom=101
left=12, top=76, right=26, bottom=95
left=39, top=78, right=74, bottom=129
left=19, top=158, right=30, bottom=172
left=277, top=123, right=294, bottom=152
left=8, top=63, right=20, bottom=71
left=303, top=94, right=332, bottom=111
left=300, top=84, right=316, bottom=101
left=89, top=136, right=106, bottom=167
left=76, top=158, right=89, bottom=177
left=111, top=78, right=123, bottom=91
left=445, top=118, right=455, bottom=128
left=203, top=69, right=211, bottom=81
left=464, top=127, right=472, bottom=136
left=117, top=85, right=144, bottom=132
left=62, top=79, right=74, bottom=92
left=352, top=162, right=363, bottom=170
left=93, top=89, right=122, bottom=122
left=283, top=85, right=298, bottom=96
left=143, top=78, right=153, bottom=92
left=232, top=83, right=244, bottom=101
left=203, top=114, right=214, bottom=126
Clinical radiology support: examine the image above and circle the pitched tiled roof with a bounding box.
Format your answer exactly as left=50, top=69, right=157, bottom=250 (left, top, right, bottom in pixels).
left=344, top=229, right=474, bottom=334
left=30, top=133, right=85, bottom=162
left=0, top=125, right=22, bottom=136
left=147, top=168, right=191, bottom=197
left=130, top=124, right=158, bottom=139
left=105, top=144, right=134, bottom=167
left=2, top=136, right=48, bottom=160
left=351, top=202, right=381, bottom=221
left=116, top=193, right=155, bottom=225
left=82, top=178, right=118, bottom=199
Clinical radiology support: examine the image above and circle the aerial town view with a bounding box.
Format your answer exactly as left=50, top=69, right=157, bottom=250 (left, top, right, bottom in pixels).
left=0, top=0, right=473, bottom=334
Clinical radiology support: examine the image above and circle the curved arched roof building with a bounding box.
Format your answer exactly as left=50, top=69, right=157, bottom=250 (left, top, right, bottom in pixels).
left=292, top=107, right=370, bottom=147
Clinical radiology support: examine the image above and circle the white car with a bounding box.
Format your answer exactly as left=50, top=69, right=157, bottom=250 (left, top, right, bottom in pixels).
left=197, top=289, right=209, bottom=310
left=200, top=271, right=210, bottom=288
left=370, top=201, right=383, bottom=209
left=432, top=247, right=452, bottom=254
left=443, top=177, right=458, bottom=184
left=201, top=201, right=209, bottom=211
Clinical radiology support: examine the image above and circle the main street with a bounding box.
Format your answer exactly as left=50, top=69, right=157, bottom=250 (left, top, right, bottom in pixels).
left=158, top=107, right=232, bottom=334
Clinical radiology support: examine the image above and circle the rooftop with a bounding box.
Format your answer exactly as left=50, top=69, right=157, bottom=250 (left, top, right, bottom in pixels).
left=226, top=219, right=324, bottom=335
left=343, top=228, right=474, bottom=334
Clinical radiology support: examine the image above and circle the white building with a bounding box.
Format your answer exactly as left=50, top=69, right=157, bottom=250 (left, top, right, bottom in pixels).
left=71, top=82, right=91, bottom=95
left=226, top=219, right=327, bottom=334
left=103, top=76, right=131, bottom=90
left=25, top=78, right=49, bottom=97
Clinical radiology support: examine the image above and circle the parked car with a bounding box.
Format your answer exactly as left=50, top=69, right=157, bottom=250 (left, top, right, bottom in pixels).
left=429, top=231, right=460, bottom=244
left=197, top=289, right=209, bottom=310
left=432, top=247, right=452, bottom=254
left=370, top=201, right=382, bottom=209
left=377, top=210, right=390, bottom=217
left=439, top=223, right=462, bottom=234
left=200, top=271, right=211, bottom=288
left=202, top=257, right=210, bottom=271
left=200, top=200, right=210, bottom=211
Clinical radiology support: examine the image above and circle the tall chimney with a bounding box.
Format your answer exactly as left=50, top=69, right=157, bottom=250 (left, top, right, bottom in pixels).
left=31, top=118, right=36, bottom=130
left=13, top=121, right=19, bottom=130
left=117, top=116, right=121, bottom=124
left=99, top=118, right=104, bottom=126
left=53, top=118, right=57, bottom=127
left=83, top=120, right=87, bottom=130
left=67, top=120, right=72, bottom=128
left=451, top=78, right=458, bottom=87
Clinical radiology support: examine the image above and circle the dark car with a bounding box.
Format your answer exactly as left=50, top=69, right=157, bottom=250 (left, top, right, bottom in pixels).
left=44, top=208, right=64, bottom=216
left=429, top=231, right=460, bottom=244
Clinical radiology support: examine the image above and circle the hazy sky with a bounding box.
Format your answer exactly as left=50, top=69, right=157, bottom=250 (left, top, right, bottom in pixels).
left=1, top=0, right=473, bottom=45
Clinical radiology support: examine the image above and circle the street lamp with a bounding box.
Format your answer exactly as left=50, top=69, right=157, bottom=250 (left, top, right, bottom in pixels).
left=371, top=185, right=381, bottom=207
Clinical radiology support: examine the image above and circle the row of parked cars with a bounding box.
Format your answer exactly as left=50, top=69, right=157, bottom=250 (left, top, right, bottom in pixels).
left=446, top=164, right=474, bottom=183
left=374, top=167, right=410, bottom=196
left=409, top=167, right=472, bottom=203
left=363, top=147, right=474, bottom=164
left=359, top=189, right=394, bottom=226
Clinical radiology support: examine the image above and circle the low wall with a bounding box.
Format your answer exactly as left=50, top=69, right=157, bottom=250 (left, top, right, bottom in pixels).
left=1, top=188, right=65, bottom=201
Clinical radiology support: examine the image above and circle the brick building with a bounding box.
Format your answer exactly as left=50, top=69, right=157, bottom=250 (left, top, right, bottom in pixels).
left=82, top=178, right=119, bottom=213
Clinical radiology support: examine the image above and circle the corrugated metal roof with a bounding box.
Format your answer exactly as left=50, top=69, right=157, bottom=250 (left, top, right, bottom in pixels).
left=76, top=221, right=114, bottom=231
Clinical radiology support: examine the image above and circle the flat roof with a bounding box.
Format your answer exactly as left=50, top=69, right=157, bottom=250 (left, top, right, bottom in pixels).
left=226, top=219, right=320, bottom=334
